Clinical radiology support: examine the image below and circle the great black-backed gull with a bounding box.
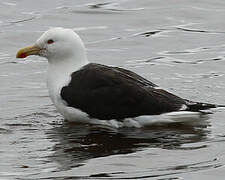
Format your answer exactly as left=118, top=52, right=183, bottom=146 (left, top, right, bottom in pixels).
left=16, top=27, right=222, bottom=127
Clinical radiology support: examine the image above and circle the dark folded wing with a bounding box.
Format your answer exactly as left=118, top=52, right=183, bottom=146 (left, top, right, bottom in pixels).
left=61, top=63, right=186, bottom=120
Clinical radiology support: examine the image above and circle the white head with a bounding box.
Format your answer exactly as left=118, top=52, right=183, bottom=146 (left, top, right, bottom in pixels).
left=16, top=27, right=88, bottom=66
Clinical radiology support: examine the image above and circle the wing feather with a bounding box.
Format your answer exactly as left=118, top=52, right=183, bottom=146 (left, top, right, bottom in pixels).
left=61, top=63, right=186, bottom=120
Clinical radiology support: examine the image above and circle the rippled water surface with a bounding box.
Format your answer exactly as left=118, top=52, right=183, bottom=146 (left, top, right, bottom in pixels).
left=1, top=0, right=225, bottom=179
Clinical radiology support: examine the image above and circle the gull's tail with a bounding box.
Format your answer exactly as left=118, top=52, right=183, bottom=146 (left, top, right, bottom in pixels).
left=185, top=100, right=225, bottom=111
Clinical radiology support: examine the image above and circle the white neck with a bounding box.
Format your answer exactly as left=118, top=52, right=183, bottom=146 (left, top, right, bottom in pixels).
left=47, top=56, right=89, bottom=105
left=48, top=55, right=89, bottom=75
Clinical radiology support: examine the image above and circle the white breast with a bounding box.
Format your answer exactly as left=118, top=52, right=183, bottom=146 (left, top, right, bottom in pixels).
left=47, top=61, right=91, bottom=123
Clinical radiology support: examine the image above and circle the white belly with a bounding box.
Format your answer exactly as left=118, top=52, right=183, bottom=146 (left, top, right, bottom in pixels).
left=47, top=72, right=91, bottom=123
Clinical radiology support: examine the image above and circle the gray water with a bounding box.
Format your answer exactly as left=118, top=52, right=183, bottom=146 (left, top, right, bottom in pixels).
left=1, top=0, right=225, bottom=179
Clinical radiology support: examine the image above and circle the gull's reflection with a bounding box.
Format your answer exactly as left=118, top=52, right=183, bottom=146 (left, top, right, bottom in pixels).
left=46, top=114, right=210, bottom=171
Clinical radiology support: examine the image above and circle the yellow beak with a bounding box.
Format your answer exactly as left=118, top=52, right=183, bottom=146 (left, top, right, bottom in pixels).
left=16, top=45, right=41, bottom=58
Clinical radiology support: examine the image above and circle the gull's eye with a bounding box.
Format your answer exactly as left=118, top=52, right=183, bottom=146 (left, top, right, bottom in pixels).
left=47, top=39, right=54, bottom=44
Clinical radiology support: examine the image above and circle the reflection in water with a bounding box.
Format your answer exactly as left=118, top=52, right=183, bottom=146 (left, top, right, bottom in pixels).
left=46, top=115, right=210, bottom=171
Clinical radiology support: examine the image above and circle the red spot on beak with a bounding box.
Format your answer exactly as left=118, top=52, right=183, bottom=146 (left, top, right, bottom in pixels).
left=16, top=45, right=40, bottom=58
left=18, top=53, right=27, bottom=58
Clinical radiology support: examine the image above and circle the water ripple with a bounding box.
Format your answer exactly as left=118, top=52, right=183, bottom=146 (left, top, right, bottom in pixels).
left=176, top=27, right=225, bottom=34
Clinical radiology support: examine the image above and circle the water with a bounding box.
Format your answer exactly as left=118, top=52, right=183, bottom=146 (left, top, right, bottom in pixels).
left=1, top=0, right=225, bottom=179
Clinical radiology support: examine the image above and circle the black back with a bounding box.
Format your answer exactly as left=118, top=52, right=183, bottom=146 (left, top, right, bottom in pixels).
left=61, top=63, right=187, bottom=120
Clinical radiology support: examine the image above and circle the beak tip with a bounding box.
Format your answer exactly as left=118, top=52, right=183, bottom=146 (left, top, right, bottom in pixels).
left=16, top=45, right=39, bottom=59
left=16, top=52, right=27, bottom=58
